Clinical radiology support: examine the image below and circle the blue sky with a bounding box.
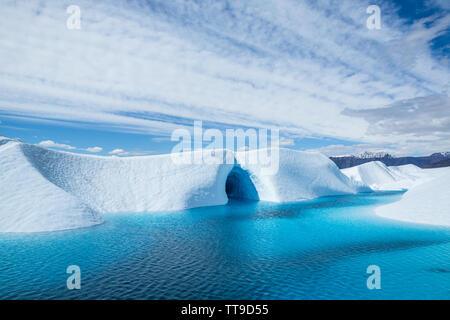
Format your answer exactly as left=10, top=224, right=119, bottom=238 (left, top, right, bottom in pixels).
left=0, top=0, right=449, bottom=156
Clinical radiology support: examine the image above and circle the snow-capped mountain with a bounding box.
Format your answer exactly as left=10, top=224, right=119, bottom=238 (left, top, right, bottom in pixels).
left=330, top=151, right=450, bottom=169
left=356, top=151, right=394, bottom=159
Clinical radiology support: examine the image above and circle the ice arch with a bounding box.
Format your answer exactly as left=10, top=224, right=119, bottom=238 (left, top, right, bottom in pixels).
left=0, top=138, right=368, bottom=232
left=225, top=166, right=259, bottom=201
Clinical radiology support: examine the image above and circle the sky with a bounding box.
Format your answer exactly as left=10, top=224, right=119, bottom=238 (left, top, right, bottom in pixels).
left=0, top=0, right=449, bottom=156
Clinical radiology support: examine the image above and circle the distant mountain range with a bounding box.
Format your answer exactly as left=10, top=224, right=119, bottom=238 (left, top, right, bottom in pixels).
left=330, top=152, right=450, bottom=169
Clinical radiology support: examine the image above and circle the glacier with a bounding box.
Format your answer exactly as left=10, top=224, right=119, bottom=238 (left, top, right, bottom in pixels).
left=3, top=137, right=447, bottom=232
left=342, top=160, right=450, bottom=226
left=0, top=139, right=103, bottom=232
left=0, top=138, right=363, bottom=232
left=235, top=149, right=366, bottom=202
left=341, top=161, right=427, bottom=190
left=376, top=167, right=450, bottom=226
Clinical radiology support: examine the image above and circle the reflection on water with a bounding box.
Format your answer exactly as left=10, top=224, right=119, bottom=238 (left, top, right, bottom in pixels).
left=0, top=191, right=449, bottom=299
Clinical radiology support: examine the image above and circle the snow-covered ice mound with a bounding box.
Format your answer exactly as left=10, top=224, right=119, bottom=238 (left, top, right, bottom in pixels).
left=376, top=167, right=450, bottom=226
left=343, top=162, right=450, bottom=226
left=0, top=139, right=364, bottom=232
left=389, top=164, right=423, bottom=177
left=20, top=144, right=234, bottom=214
left=236, top=149, right=366, bottom=202
left=341, top=161, right=425, bottom=190
left=0, top=139, right=103, bottom=232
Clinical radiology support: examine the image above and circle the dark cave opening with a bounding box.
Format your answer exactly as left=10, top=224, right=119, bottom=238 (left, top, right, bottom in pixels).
left=225, top=166, right=259, bottom=201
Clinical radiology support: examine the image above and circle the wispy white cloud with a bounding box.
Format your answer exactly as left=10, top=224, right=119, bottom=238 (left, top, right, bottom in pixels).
left=86, top=146, right=103, bottom=153
left=428, top=0, right=450, bottom=10
left=38, top=140, right=105, bottom=153
left=0, top=0, right=448, bottom=155
left=279, top=137, right=295, bottom=146
left=152, top=137, right=173, bottom=143
left=38, top=140, right=76, bottom=150
left=343, top=95, right=450, bottom=137
left=109, top=148, right=129, bottom=156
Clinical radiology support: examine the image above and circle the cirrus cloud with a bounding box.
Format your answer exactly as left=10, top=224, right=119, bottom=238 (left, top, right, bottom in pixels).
left=38, top=140, right=76, bottom=150
left=109, top=148, right=129, bottom=156
left=86, top=146, right=103, bottom=153
left=0, top=0, right=449, bottom=155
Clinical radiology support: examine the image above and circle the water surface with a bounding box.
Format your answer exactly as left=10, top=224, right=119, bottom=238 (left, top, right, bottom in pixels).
left=0, top=192, right=449, bottom=299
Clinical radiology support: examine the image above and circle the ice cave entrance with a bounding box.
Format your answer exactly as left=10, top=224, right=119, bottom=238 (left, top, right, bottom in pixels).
left=225, top=166, right=259, bottom=201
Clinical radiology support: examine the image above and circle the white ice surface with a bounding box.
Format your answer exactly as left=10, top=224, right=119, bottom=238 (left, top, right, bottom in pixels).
left=341, top=161, right=427, bottom=190
left=0, top=140, right=364, bottom=232
left=20, top=143, right=234, bottom=214
left=0, top=140, right=103, bottom=232
left=2, top=138, right=449, bottom=231
left=236, top=149, right=366, bottom=202
left=342, top=161, right=450, bottom=226
left=376, top=167, right=450, bottom=226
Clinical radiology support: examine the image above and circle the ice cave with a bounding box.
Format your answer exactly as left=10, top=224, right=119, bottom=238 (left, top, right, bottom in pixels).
left=225, top=166, right=259, bottom=201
